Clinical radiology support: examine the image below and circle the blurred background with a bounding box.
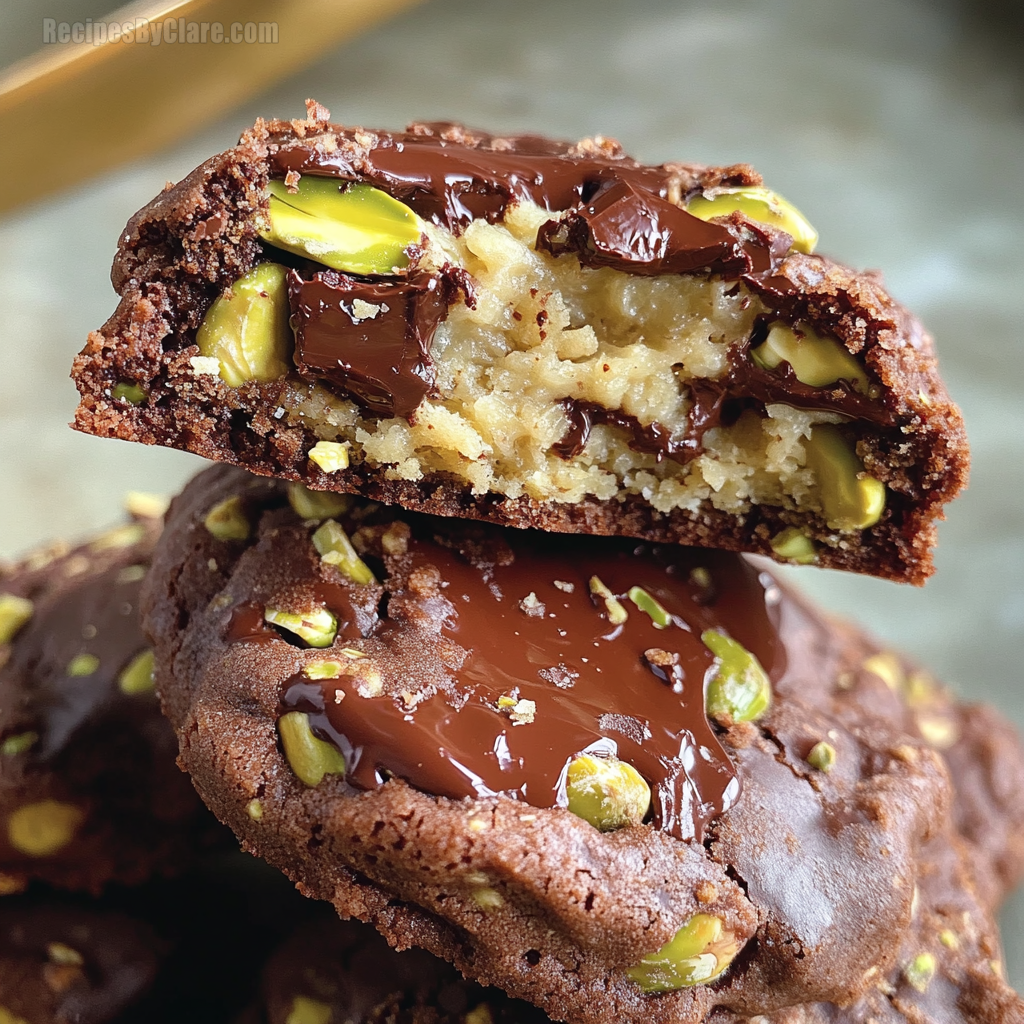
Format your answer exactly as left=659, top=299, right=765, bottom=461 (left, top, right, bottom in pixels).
left=1, top=0, right=1023, bottom=991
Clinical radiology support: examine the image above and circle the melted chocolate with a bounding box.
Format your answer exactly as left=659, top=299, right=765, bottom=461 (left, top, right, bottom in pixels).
left=287, top=269, right=449, bottom=418
left=4, top=565, right=149, bottom=760
left=263, top=527, right=796, bottom=841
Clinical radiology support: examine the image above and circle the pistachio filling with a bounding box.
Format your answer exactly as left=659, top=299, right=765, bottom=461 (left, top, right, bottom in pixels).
left=627, top=914, right=742, bottom=991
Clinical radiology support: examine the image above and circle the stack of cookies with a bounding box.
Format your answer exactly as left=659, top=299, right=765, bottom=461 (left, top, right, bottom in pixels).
left=2, top=100, right=1021, bottom=1022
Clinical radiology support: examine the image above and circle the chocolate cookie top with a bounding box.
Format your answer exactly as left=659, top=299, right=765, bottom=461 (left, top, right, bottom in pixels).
left=0, top=508, right=224, bottom=894
left=142, top=465, right=957, bottom=1024
left=72, top=102, right=968, bottom=584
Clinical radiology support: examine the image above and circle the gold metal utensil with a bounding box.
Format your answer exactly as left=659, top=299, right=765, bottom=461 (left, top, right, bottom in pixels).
left=0, top=0, right=422, bottom=215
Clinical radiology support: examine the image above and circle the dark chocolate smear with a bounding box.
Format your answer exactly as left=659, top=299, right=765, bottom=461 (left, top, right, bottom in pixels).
left=287, top=269, right=449, bottom=418
left=265, top=527, right=794, bottom=841
left=3, top=564, right=150, bottom=760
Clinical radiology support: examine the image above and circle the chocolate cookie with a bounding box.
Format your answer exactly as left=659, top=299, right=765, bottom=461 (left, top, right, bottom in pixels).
left=142, top=465, right=962, bottom=1024
left=0, top=509, right=224, bottom=895
left=72, top=101, right=968, bottom=584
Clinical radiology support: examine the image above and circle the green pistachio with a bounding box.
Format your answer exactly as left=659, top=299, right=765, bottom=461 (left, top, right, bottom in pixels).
left=565, top=753, right=651, bottom=831
left=308, top=440, right=350, bottom=473
left=904, top=952, right=936, bottom=993
left=66, top=653, right=99, bottom=677
left=89, top=523, right=146, bottom=552
left=264, top=606, right=338, bottom=648
left=702, top=630, right=771, bottom=725
left=589, top=576, right=628, bottom=625
left=246, top=798, right=264, bottom=821
left=7, top=801, right=84, bottom=857
left=203, top=496, right=251, bottom=542
left=118, top=649, right=156, bottom=695
left=110, top=381, right=147, bottom=405
left=195, top=263, right=293, bottom=387
left=807, top=741, right=836, bottom=773
left=627, top=586, right=672, bottom=628
left=0, top=595, right=33, bottom=645
left=804, top=424, right=886, bottom=531
left=751, top=323, right=869, bottom=392
left=464, top=1004, right=495, bottom=1024
left=1, top=732, right=38, bottom=756
left=288, top=483, right=353, bottom=522
left=261, top=178, right=421, bottom=275
left=284, top=995, right=333, bottom=1024
left=686, top=186, right=818, bottom=253
left=311, top=520, right=376, bottom=585
left=769, top=528, right=817, bottom=565
left=278, top=711, right=346, bottom=787
left=627, top=914, right=741, bottom=992
left=303, top=660, right=345, bottom=680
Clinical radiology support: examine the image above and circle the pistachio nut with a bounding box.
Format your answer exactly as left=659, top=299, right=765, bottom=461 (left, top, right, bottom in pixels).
left=111, top=381, right=146, bottom=405
left=123, top=490, right=169, bottom=519
left=278, top=711, right=346, bottom=787
left=1, top=732, right=38, bottom=756
left=246, top=798, right=264, bottom=821
left=0, top=595, right=33, bottom=646
left=284, top=995, right=333, bottom=1024
left=769, top=528, right=817, bottom=565
left=66, top=653, right=99, bottom=677
left=464, top=1004, right=495, bottom=1024
left=304, top=660, right=345, bottom=680
left=589, top=576, right=628, bottom=625
left=196, top=262, right=293, bottom=387
left=751, top=323, right=868, bottom=392
left=204, top=496, right=251, bottom=542
left=118, top=649, right=156, bottom=695
left=807, top=741, right=836, bottom=773
left=565, top=753, right=651, bottom=831
left=7, top=801, right=84, bottom=857
left=804, top=424, right=886, bottom=531
left=311, top=520, right=376, bottom=585
left=904, top=951, right=936, bottom=993
left=627, top=914, right=741, bottom=992
left=264, top=606, right=338, bottom=648
left=288, top=482, right=353, bottom=522
left=89, top=523, right=146, bottom=551
left=702, top=630, right=771, bottom=725
left=308, top=440, right=350, bottom=473
left=0, top=1005, right=29, bottom=1024
left=472, top=887, right=505, bottom=910
left=261, top=178, right=420, bottom=275
left=627, top=586, right=672, bottom=628
left=686, top=186, right=818, bottom=253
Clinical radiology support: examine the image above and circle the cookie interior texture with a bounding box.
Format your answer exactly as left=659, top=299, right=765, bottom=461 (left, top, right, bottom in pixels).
left=71, top=102, right=969, bottom=583
left=137, top=465, right=1023, bottom=1024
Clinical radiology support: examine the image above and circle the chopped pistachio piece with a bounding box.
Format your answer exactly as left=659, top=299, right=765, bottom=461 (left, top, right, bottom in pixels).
left=308, top=440, right=350, bottom=473
left=464, top=1004, right=495, bottom=1024
left=89, top=523, right=146, bottom=552
left=304, top=660, right=345, bottom=680
left=686, top=185, right=818, bottom=253
left=904, top=951, right=936, bottom=992
left=589, top=576, right=628, bottom=625
left=311, top=520, right=376, bottom=585
left=702, top=630, right=771, bottom=724
left=66, top=653, right=99, bottom=677
left=804, top=424, right=886, bottom=531
left=118, top=649, right=156, bottom=695
left=203, top=496, right=251, bottom=542
left=123, top=490, right=169, bottom=519
left=472, top=887, right=505, bottom=910
left=7, top=801, right=84, bottom=857
left=807, top=741, right=836, bottom=773
left=627, top=914, right=741, bottom=992
left=0, top=595, right=33, bottom=645
left=278, top=711, right=346, bottom=787
left=246, top=798, right=264, bottom=821
left=939, top=929, right=959, bottom=950
left=0, top=1005, right=29, bottom=1024
left=111, top=381, right=146, bottom=405
left=751, top=323, right=868, bottom=392
left=627, top=586, right=671, bottom=628
left=264, top=606, right=338, bottom=648
left=288, top=482, right=353, bottom=522
left=284, top=995, right=333, bottom=1024
left=770, top=528, right=817, bottom=564
left=565, top=753, right=651, bottom=831
left=196, top=263, right=293, bottom=387
left=261, top=178, right=421, bottom=275
left=1, top=732, right=38, bottom=756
